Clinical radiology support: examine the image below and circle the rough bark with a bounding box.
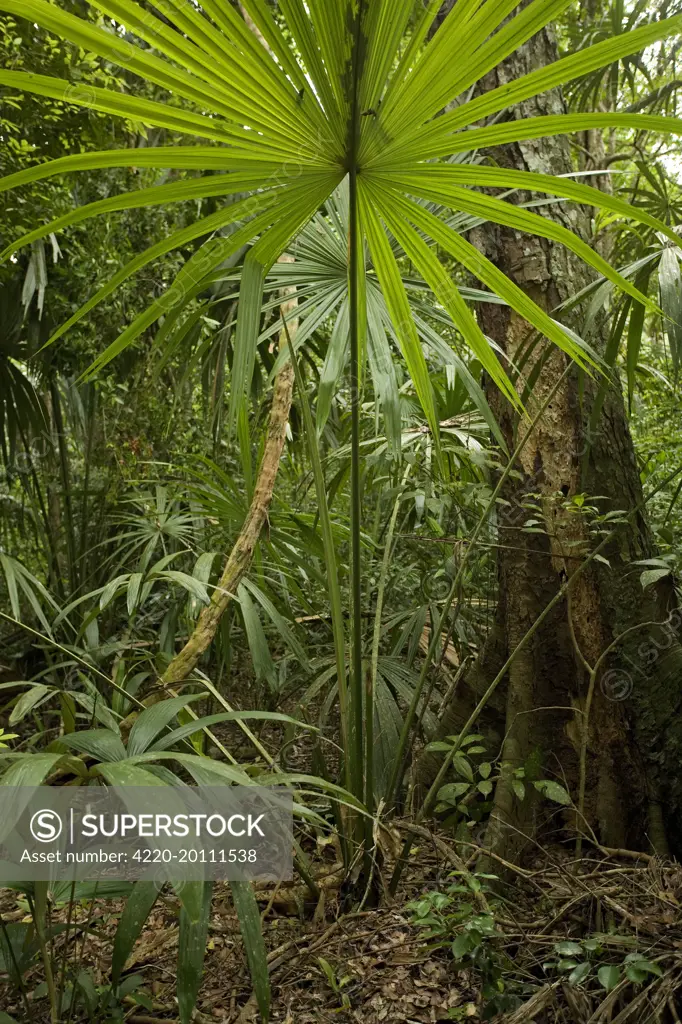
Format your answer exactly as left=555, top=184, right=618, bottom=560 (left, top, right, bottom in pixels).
left=430, top=26, right=682, bottom=860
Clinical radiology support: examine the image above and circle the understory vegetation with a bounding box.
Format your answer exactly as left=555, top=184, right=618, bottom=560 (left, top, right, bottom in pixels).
left=2, top=0, right=682, bottom=1021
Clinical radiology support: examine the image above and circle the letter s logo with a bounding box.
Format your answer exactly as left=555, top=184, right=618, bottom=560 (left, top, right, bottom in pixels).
left=30, top=809, right=63, bottom=843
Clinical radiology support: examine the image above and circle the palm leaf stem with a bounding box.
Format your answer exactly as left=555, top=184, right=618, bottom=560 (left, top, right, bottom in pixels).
left=348, top=1, right=368, bottom=825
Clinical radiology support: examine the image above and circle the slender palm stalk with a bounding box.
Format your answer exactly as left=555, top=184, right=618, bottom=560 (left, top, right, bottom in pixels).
left=348, top=0, right=367, bottom=818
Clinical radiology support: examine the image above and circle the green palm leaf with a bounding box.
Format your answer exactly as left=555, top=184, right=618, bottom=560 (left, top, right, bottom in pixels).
left=1, top=173, right=277, bottom=260
left=365, top=179, right=519, bottom=407
left=380, top=180, right=655, bottom=313
left=389, top=191, right=598, bottom=371
left=395, top=10, right=682, bottom=152
left=3, top=0, right=682, bottom=428
left=0, top=70, right=239, bottom=144
left=433, top=113, right=682, bottom=160
left=371, top=165, right=681, bottom=248
left=0, top=148, right=234, bottom=193
left=359, top=184, right=440, bottom=443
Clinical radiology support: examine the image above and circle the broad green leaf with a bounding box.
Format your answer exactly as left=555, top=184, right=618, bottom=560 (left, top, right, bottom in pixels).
left=67, top=691, right=121, bottom=735
left=425, top=741, right=453, bottom=753
left=640, top=567, right=672, bottom=588
left=127, top=751, right=253, bottom=787
left=0, top=754, right=63, bottom=785
left=60, top=730, right=127, bottom=763
left=230, top=880, right=270, bottom=1022
left=159, top=571, right=210, bottom=606
left=533, top=779, right=572, bottom=805
left=598, top=965, right=621, bottom=992
left=127, top=694, right=204, bottom=757
left=453, top=756, right=474, bottom=783
left=96, top=762, right=168, bottom=785
left=569, top=962, right=591, bottom=986
left=451, top=931, right=474, bottom=959
left=178, top=882, right=213, bottom=1024
left=111, top=881, right=159, bottom=984
left=625, top=965, right=648, bottom=983
left=555, top=941, right=583, bottom=956
left=100, top=574, right=130, bottom=611
left=624, top=955, right=662, bottom=978
left=512, top=779, right=526, bottom=801
left=437, top=782, right=470, bottom=803
left=9, top=684, right=52, bottom=726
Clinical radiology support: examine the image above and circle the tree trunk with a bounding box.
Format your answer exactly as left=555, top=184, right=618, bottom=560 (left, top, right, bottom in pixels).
left=431, top=25, right=682, bottom=861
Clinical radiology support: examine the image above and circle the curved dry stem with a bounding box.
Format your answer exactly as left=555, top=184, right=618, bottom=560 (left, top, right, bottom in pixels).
left=164, top=270, right=297, bottom=687
left=121, top=261, right=297, bottom=718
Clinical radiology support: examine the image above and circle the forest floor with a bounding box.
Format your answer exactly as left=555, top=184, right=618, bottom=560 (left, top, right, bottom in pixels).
left=2, top=673, right=681, bottom=1020
left=2, top=835, right=682, bottom=1024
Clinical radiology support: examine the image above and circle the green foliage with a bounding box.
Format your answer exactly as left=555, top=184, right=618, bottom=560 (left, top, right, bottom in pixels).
left=544, top=937, right=664, bottom=991
left=406, top=874, right=520, bottom=1018
left=2, top=1, right=682, bottom=1020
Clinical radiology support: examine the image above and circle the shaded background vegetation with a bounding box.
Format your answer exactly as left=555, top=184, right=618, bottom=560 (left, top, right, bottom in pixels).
left=3, top=1, right=682, bottom=1021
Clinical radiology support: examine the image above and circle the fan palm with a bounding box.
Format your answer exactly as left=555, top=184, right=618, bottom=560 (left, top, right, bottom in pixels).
left=158, top=181, right=510, bottom=451
left=3, top=0, right=682, bottom=814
